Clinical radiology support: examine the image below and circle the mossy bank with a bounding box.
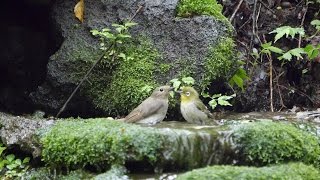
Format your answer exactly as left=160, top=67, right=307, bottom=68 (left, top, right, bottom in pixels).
left=177, top=163, right=320, bottom=180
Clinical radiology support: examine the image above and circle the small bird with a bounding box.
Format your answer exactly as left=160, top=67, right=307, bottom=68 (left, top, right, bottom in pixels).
left=120, top=85, right=173, bottom=125
left=178, top=86, right=217, bottom=125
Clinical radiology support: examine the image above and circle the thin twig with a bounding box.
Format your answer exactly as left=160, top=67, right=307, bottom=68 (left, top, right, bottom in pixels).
left=56, top=45, right=113, bottom=118
left=230, top=0, right=244, bottom=22
left=298, top=6, right=308, bottom=49
left=274, top=71, right=286, bottom=111
left=129, top=5, right=144, bottom=22
left=250, top=0, right=258, bottom=50
left=258, top=0, right=276, bottom=15
left=56, top=5, right=144, bottom=118
left=278, top=85, right=317, bottom=103
left=263, top=35, right=274, bottom=112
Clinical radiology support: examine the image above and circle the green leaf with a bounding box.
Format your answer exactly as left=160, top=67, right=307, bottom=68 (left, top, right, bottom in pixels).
left=103, top=32, right=116, bottom=39
left=173, top=81, right=181, bottom=91
left=181, top=77, right=195, bottom=85
left=261, top=42, right=272, bottom=49
left=90, top=30, right=100, bottom=36
left=267, top=46, right=284, bottom=54
left=230, top=74, right=243, bottom=90
left=6, top=154, right=15, bottom=162
left=270, top=26, right=305, bottom=42
left=279, top=52, right=292, bottom=61
left=169, top=91, right=175, bottom=98
left=208, top=99, right=218, bottom=109
left=22, top=157, right=30, bottom=164
left=217, top=99, right=232, bottom=106
left=125, top=22, right=138, bottom=27
left=290, top=48, right=305, bottom=58
left=211, top=94, right=222, bottom=98
left=6, top=163, right=19, bottom=170
left=219, top=95, right=234, bottom=101
left=14, top=159, right=22, bottom=166
left=201, top=92, right=210, bottom=98
left=102, top=28, right=110, bottom=32
left=0, top=161, right=5, bottom=170
left=0, top=146, right=6, bottom=156
left=311, top=19, right=320, bottom=26
left=117, top=34, right=132, bottom=39
left=118, top=53, right=126, bottom=60
left=115, top=26, right=126, bottom=33
left=304, top=44, right=319, bottom=59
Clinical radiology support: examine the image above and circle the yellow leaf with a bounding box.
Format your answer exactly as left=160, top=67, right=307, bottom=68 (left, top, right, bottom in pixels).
left=74, top=0, right=84, bottom=23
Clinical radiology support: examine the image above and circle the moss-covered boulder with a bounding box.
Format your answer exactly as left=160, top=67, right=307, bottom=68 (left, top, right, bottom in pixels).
left=231, top=121, right=320, bottom=167
left=40, top=119, right=232, bottom=171
left=177, top=163, right=320, bottom=180
left=41, top=118, right=164, bottom=168
left=30, top=0, right=237, bottom=116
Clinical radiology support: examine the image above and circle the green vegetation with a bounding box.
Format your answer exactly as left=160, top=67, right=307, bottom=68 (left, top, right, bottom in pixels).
left=177, top=163, right=320, bottom=180
left=232, top=121, right=320, bottom=167
left=176, top=0, right=226, bottom=21
left=0, top=143, right=30, bottom=178
left=79, top=23, right=160, bottom=115
left=95, top=40, right=159, bottom=114
left=170, top=77, right=235, bottom=110
left=202, top=37, right=237, bottom=88
left=41, top=118, right=164, bottom=169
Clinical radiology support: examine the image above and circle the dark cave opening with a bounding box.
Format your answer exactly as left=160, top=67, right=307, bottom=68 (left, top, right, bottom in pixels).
left=0, top=0, right=61, bottom=115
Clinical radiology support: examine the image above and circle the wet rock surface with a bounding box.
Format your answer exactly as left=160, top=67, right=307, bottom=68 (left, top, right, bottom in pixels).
left=0, top=112, right=55, bottom=157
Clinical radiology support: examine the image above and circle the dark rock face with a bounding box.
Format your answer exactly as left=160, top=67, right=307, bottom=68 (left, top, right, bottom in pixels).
left=30, top=0, right=231, bottom=116
left=0, top=0, right=58, bottom=114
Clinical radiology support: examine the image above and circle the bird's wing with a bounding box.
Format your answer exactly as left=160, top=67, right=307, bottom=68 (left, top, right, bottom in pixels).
left=195, top=100, right=215, bottom=119
left=124, top=98, right=164, bottom=123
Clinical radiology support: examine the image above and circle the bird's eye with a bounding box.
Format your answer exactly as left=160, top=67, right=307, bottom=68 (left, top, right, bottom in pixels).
left=160, top=88, right=164, bottom=92
left=186, top=92, right=190, bottom=96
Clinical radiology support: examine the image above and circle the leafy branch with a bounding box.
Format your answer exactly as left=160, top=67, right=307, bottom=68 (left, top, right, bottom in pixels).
left=170, top=76, right=235, bottom=110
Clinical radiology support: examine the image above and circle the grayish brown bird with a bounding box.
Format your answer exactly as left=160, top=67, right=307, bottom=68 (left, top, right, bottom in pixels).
left=120, top=85, right=173, bottom=125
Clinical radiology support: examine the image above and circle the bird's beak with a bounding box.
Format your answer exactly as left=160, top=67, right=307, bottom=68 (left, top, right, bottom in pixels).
left=176, top=90, right=182, bottom=94
left=169, top=87, right=174, bottom=91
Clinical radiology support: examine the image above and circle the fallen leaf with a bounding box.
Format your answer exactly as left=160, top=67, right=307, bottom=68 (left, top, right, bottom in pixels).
left=74, top=0, right=84, bottom=23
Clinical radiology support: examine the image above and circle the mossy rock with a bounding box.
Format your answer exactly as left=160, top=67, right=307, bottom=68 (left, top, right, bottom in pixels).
left=32, top=0, right=236, bottom=116
left=41, top=118, right=164, bottom=168
left=40, top=119, right=230, bottom=171
left=232, top=121, right=320, bottom=167
left=176, top=0, right=226, bottom=21
left=82, top=39, right=159, bottom=115
left=177, top=162, right=320, bottom=180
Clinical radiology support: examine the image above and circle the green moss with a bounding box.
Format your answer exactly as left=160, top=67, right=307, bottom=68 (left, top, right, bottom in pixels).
left=177, top=163, right=320, bottom=180
left=201, top=37, right=237, bottom=89
left=176, top=0, right=226, bottom=21
left=41, top=118, right=164, bottom=168
left=83, top=39, right=159, bottom=115
left=232, top=121, right=320, bottom=167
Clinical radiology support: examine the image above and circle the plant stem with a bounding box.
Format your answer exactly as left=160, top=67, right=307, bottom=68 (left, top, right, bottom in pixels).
left=56, top=45, right=113, bottom=118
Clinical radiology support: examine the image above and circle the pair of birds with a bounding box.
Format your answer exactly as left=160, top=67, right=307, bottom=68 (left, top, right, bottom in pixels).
left=120, top=85, right=217, bottom=125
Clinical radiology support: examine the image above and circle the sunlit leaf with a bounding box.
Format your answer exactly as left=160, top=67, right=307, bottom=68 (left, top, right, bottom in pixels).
left=270, top=26, right=305, bottom=42
left=74, top=0, right=85, bottom=23
left=182, top=77, right=195, bottom=85
left=208, top=99, right=218, bottom=109
left=217, top=99, right=232, bottom=106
